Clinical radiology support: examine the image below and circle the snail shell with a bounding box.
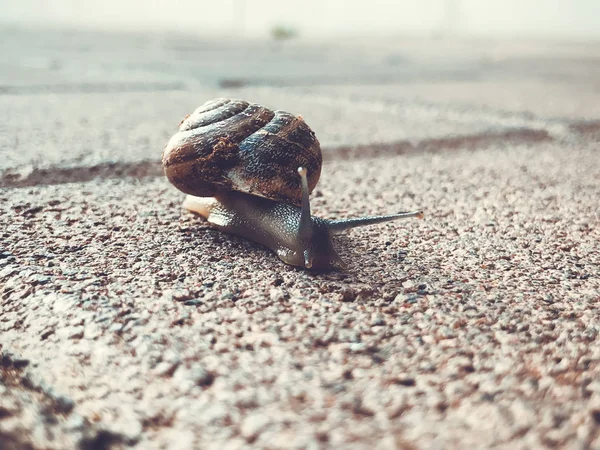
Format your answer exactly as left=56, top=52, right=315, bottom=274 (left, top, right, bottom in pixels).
left=162, top=98, right=322, bottom=206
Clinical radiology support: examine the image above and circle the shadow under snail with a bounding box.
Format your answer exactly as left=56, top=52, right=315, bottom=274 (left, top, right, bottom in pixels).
left=162, top=98, right=423, bottom=270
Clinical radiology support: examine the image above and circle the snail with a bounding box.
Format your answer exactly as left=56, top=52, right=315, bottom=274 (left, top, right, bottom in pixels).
left=162, top=98, right=423, bottom=270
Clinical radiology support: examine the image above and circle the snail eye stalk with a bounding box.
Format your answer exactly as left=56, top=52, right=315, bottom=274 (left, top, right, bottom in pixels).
left=297, top=167, right=313, bottom=240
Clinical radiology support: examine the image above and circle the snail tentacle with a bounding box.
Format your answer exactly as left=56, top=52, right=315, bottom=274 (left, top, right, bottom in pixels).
left=326, top=211, right=424, bottom=235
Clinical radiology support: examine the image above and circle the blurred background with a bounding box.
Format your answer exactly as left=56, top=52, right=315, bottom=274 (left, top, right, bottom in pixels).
left=3, top=0, right=600, bottom=38
left=1, top=0, right=600, bottom=175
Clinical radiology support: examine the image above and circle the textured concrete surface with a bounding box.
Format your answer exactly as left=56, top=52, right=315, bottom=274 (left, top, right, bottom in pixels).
left=1, top=27, right=600, bottom=449
left=2, top=88, right=550, bottom=174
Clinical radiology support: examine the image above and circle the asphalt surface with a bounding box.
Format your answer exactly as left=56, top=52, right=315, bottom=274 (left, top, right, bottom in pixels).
left=1, top=27, right=599, bottom=449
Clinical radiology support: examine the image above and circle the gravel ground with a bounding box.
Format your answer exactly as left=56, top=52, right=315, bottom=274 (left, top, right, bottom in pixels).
left=1, top=27, right=600, bottom=449
left=2, top=142, right=599, bottom=449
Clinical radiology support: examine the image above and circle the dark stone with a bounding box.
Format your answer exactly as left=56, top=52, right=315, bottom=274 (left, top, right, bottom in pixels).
left=191, top=367, right=215, bottom=387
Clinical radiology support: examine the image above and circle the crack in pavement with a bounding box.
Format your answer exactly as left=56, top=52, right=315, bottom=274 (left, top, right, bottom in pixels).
left=0, top=161, right=164, bottom=190
left=1, top=115, right=596, bottom=191
left=0, top=127, right=555, bottom=189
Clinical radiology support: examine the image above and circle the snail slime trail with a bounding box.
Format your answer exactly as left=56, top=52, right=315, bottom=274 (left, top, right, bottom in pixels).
left=163, top=98, right=423, bottom=270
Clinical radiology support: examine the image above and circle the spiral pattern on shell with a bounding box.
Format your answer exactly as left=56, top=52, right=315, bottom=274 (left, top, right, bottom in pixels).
left=162, top=98, right=322, bottom=205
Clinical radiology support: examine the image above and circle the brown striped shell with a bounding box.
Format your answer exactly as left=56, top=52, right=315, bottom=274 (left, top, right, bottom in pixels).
left=162, top=98, right=322, bottom=206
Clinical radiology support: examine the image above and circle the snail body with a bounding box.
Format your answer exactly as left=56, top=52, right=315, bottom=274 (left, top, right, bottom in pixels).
left=163, top=98, right=423, bottom=270
left=181, top=186, right=344, bottom=268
